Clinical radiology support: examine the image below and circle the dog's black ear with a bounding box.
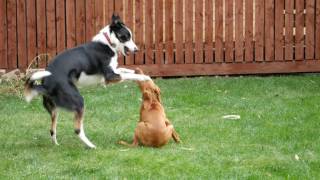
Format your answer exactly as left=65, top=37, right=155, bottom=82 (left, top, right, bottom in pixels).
left=111, top=13, right=122, bottom=25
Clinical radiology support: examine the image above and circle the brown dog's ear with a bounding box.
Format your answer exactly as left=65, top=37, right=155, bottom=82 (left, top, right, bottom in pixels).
left=142, top=91, right=152, bottom=109
left=135, top=68, right=144, bottom=74
left=154, top=86, right=161, bottom=102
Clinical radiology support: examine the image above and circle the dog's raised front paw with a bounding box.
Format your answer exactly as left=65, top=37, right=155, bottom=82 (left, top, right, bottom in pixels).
left=140, top=75, right=151, bottom=81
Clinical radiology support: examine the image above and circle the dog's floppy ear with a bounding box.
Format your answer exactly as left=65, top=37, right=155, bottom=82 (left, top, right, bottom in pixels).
left=154, top=86, right=161, bottom=103
left=135, top=68, right=144, bottom=74
left=142, top=91, right=152, bottom=110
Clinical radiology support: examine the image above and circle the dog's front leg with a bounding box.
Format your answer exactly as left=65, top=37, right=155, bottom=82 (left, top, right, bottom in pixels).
left=119, top=73, right=151, bottom=82
left=115, top=68, right=135, bottom=74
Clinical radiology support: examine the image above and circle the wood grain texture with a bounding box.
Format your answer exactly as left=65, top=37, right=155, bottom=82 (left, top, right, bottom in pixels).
left=175, top=0, right=184, bottom=64
left=204, top=0, right=213, bottom=63
left=295, top=0, right=304, bottom=60
left=47, top=0, right=57, bottom=60
left=215, top=0, right=223, bottom=62
left=7, top=0, right=17, bottom=69
left=225, top=0, right=234, bottom=62
left=17, top=0, right=27, bottom=69
left=165, top=0, right=174, bottom=64
left=316, top=0, right=320, bottom=60
left=185, top=0, right=194, bottom=64
left=0, top=0, right=7, bottom=68
left=66, top=0, right=76, bottom=49
left=145, top=0, right=153, bottom=64
left=255, top=0, right=264, bottom=62
left=264, top=0, right=274, bottom=61
left=285, top=0, right=294, bottom=60
left=135, top=0, right=144, bottom=64
left=235, top=0, right=244, bottom=62
left=85, top=0, right=95, bottom=42
left=245, top=0, right=253, bottom=62
left=27, top=0, right=37, bottom=66
left=305, top=0, right=315, bottom=60
left=56, top=0, right=66, bottom=53
left=115, top=0, right=125, bottom=65
left=155, top=0, right=164, bottom=64
left=275, top=0, right=284, bottom=61
left=125, top=0, right=134, bottom=65
left=194, top=0, right=203, bottom=63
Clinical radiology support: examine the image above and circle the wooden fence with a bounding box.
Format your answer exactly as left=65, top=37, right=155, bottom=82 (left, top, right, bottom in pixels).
left=1, top=0, right=320, bottom=76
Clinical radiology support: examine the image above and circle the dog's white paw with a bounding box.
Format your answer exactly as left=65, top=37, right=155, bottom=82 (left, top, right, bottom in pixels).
left=140, top=75, right=151, bottom=81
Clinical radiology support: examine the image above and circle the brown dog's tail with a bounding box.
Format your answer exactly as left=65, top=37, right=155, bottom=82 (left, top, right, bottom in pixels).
left=118, top=140, right=138, bottom=147
left=24, top=71, right=51, bottom=102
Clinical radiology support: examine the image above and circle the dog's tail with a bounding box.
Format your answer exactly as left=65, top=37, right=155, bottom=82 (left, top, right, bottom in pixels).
left=24, top=71, right=52, bottom=103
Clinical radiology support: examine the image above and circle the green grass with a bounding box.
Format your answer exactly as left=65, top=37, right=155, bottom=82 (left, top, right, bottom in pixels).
left=0, top=74, right=320, bottom=179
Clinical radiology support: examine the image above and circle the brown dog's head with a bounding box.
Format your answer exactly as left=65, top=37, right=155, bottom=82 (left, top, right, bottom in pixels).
left=135, top=68, right=161, bottom=103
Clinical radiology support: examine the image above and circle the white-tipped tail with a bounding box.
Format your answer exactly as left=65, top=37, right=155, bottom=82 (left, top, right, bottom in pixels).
left=30, top=71, right=51, bottom=81
left=25, top=70, right=51, bottom=103
left=25, top=90, right=39, bottom=103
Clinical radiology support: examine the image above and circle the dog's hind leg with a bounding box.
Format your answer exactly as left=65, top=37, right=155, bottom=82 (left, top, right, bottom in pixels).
left=43, top=96, right=59, bottom=145
left=165, top=119, right=181, bottom=143
left=74, top=108, right=96, bottom=149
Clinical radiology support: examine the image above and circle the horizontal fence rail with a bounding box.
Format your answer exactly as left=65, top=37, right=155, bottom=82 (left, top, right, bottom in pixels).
left=1, top=0, right=320, bottom=76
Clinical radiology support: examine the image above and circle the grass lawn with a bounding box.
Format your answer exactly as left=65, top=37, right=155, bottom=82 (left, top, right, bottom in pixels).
left=0, top=74, right=320, bottom=179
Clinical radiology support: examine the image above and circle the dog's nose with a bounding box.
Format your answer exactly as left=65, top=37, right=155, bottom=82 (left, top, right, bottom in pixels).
left=134, top=47, right=139, bottom=53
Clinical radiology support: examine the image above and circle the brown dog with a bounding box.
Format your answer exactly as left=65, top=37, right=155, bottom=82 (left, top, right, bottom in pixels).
left=119, top=69, right=180, bottom=147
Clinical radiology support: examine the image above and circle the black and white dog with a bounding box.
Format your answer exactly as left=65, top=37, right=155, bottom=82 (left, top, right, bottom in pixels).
left=24, top=14, right=150, bottom=149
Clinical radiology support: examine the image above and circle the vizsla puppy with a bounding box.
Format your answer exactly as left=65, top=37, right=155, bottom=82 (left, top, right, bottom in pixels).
left=119, top=69, right=180, bottom=147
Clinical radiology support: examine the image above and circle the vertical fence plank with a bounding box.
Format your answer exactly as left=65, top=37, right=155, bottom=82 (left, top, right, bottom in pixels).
left=115, top=0, right=125, bottom=65
left=165, top=0, right=174, bottom=64
left=245, top=0, right=253, bottom=62
left=47, top=0, right=56, bottom=60
left=66, top=0, right=76, bottom=49
left=155, top=0, right=164, bottom=64
left=265, top=0, right=274, bottom=61
left=145, top=0, right=154, bottom=64
left=7, top=0, right=17, bottom=69
left=17, top=0, right=27, bottom=69
left=185, top=0, right=193, bottom=63
left=295, top=0, right=304, bottom=60
left=316, top=0, right=320, bottom=60
left=37, top=0, right=47, bottom=67
left=285, top=0, right=294, bottom=60
left=125, top=0, right=134, bottom=65
left=56, top=0, right=66, bottom=53
left=135, top=0, right=144, bottom=64
left=76, top=0, right=86, bottom=45
left=175, top=0, right=184, bottom=64
left=85, top=0, right=95, bottom=42
left=305, top=0, right=315, bottom=60
left=114, top=0, right=124, bottom=18
left=255, top=0, right=264, bottom=62
left=204, top=0, right=213, bottom=63
left=27, top=0, right=37, bottom=66
left=105, top=0, right=114, bottom=22
left=195, top=0, right=203, bottom=63
left=225, top=0, right=234, bottom=62
left=275, top=0, right=284, bottom=61
left=0, top=0, right=7, bottom=68
left=215, top=0, right=223, bottom=62
left=235, top=0, right=243, bottom=62
left=95, top=0, right=104, bottom=33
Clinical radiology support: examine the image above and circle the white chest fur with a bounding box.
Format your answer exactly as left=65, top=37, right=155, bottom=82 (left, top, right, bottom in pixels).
left=76, top=72, right=105, bottom=87
left=76, top=54, right=118, bottom=87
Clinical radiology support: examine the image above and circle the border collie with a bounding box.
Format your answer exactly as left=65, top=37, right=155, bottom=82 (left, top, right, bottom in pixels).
left=24, top=14, right=150, bottom=149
